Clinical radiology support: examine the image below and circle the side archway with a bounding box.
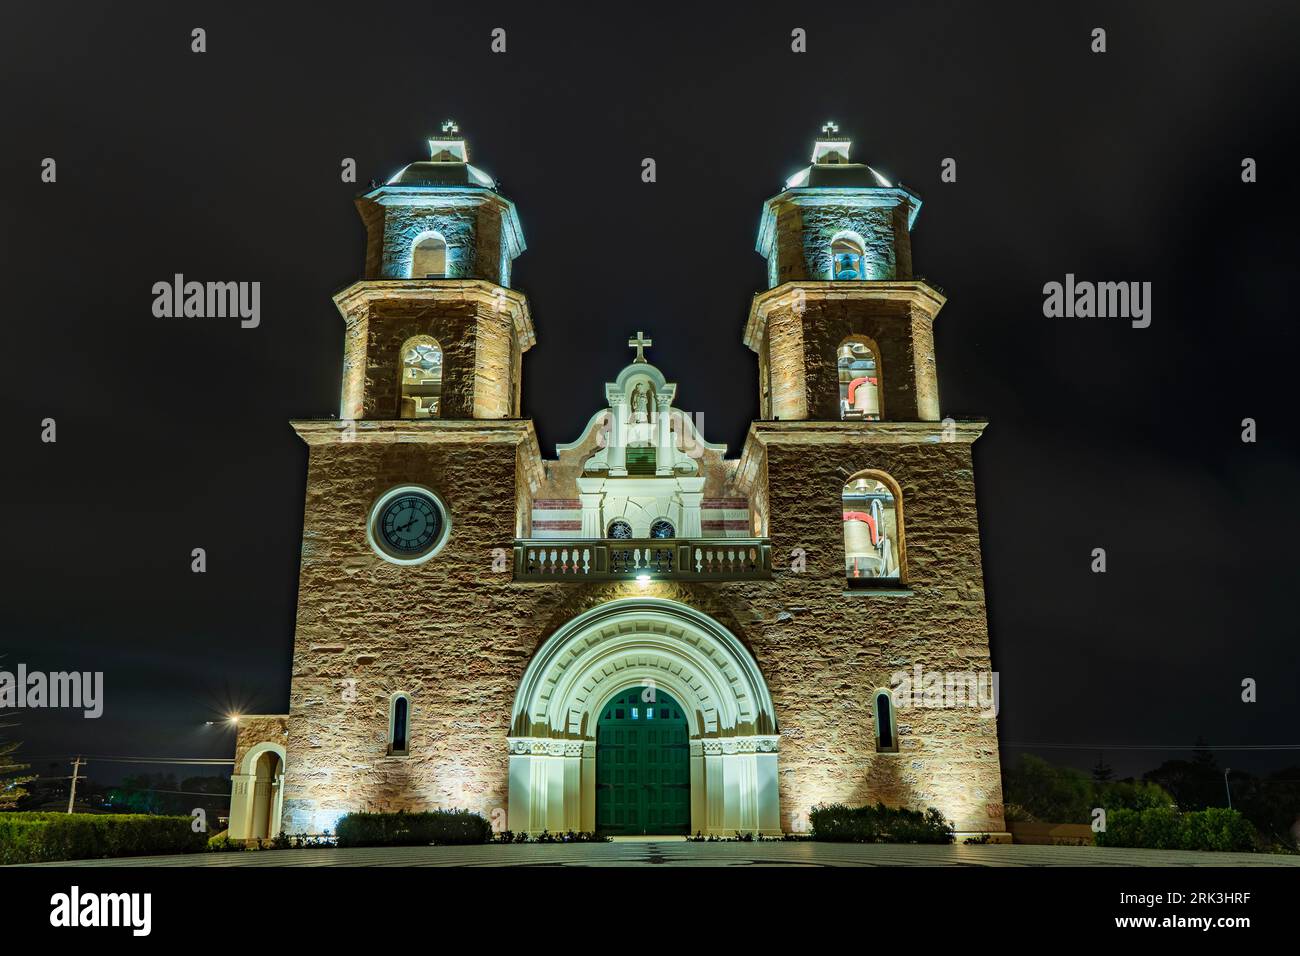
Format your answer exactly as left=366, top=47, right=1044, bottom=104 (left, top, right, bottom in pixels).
left=227, top=741, right=286, bottom=840
left=507, top=598, right=780, bottom=836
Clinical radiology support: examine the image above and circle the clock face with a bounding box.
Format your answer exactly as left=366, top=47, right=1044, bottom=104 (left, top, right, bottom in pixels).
left=371, top=489, right=446, bottom=561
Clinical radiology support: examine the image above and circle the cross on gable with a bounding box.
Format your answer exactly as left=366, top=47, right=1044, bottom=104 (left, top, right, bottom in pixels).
left=627, top=331, right=653, bottom=363
left=821, top=121, right=839, bottom=136
left=441, top=119, right=460, bottom=135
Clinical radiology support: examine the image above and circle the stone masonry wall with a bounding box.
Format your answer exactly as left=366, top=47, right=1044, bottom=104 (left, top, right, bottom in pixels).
left=769, top=202, right=914, bottom=285
left=360, top=299, right=517, bottom=420
left=765, top=295, right=933, bottom=421
left=233, top=715, right=289, bottom=774
left=280, top=424, right=1003, bottom=836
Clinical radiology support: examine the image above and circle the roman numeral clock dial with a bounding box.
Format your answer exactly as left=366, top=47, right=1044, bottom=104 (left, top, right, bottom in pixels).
left=367, top=486, right=451, bottom=565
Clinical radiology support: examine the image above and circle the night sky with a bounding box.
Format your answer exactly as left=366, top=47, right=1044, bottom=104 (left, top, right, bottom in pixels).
left=3, top=1, right=1298, bottom=787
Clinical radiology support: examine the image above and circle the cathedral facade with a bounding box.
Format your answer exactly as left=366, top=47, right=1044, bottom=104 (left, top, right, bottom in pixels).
left=225, top=124, right=1006, bottom=840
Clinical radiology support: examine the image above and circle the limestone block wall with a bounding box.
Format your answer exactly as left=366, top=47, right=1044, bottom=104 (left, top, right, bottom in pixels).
left=279, top=419, right=1003, bottom=836
left=731, top=428, right=1004, bottom=834
left=765, top=197, right=916, bottom=286
left=356, top=194, right=513, bottom=285
left=282, top=430, right=534, bottom=833
left=333, top=282, right=529, bottom=421
left=233, top=715, right=289, bottom=772
left=754, top=286, right=943, bottom=422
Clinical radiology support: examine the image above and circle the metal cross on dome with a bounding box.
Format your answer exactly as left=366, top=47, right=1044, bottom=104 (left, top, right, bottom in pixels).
left=822, top=121, right=840, bottom=136
left=627, top=331, right=653, bottom=363
left=441, top=119, right=460, bottom=135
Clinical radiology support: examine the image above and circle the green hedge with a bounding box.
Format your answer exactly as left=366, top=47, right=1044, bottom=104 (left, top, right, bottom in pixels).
left=334, top=810, right=491, bottom=848
left=1095, top=807, right=1257, bottom=852
left=0, top=812, right=207, bottom=864
left=810, top=802, right=955, bottom=844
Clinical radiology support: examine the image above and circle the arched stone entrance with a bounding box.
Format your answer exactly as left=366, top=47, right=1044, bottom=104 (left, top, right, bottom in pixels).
left=508, top=598, right=781, bottom=836
left=227, top=742, right=285, bottom=840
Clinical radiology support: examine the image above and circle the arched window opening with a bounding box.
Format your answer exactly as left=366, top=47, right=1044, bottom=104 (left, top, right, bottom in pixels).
left=649, top=519, right=675, bottom=539
left=843, top=471, right=902, bottom=582
left=400, top=337, right=442, bottom=419
left=389, top=694, right=410, bottom=756
left=831, top=233, right=866, bottom=281
left=410, top=233, right=447, bottom=278
left=607, top=519, right=633, bottom=540
left=839, top=338, right=881, bottom=421
left=873, top=690, right=898, bottom=753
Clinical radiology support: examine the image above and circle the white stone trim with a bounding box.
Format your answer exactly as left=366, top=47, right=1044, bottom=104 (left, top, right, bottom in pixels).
left=507, top=598, right=781, bottom=836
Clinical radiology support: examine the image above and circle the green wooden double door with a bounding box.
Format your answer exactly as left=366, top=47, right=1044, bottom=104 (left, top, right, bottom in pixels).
left=596, top=686, right=690, bottom=835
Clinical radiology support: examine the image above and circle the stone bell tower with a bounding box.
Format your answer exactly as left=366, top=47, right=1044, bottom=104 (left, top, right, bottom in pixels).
left=278, top=126, right=543, bottom=834
left=333, top=120, right=534, bottom=421
left=744, top=122, right=943, bottom=423
left=736, top=124, right=1006, bottom=836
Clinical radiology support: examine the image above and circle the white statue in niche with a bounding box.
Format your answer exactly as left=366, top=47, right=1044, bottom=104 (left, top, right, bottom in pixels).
left=630, top=383, right=650, bottom=423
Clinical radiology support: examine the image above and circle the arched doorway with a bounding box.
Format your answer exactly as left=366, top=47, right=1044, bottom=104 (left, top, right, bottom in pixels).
left=508, top=597, right=781, bottom=836
left=228, top=741, right=285, bottom=840
left=249, top=750, right=282, bottom=840
left=596, top=686, right=689, bottom=835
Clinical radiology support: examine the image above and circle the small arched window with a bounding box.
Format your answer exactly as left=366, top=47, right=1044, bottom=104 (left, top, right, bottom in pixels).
left=400, top=336, right=442, bottom=419
left=607, top=519, right=633, bottom=540
left=843, top=470, right=904, bottom=582
left=838, top=337, right=881, bottom=421
left=389, top=694, right=411, bottom=756
left=411, top=232, right=448, bottom=278
left=873, top=690, right=898, bottom=753
left=649, top=519, right=675, bottom=539
left=831, top=233, right=867, bottom=281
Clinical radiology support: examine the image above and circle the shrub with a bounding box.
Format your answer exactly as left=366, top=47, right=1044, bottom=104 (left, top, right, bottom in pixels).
left=333, top=809, right=491, bottom=848
left=1096, top=807, right=1256, bottom=852
left=809, top=802, right=954, bottom=844
left=0, top=812, right=207, bottom=864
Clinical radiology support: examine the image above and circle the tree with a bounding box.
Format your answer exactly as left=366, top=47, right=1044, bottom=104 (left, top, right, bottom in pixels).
left=1091, top=755, right=1114, bottom=783
left=0, top=736, right=37, bottom=808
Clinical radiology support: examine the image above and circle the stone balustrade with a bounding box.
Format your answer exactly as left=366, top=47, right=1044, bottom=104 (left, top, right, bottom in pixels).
left=514, top=538, right=771, bottom=582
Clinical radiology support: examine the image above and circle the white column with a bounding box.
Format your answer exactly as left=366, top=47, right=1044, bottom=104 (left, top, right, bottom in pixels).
left=755, top=743, right=781, bottom=835
left=655, top=397, right=673, bottom=474
left=608, top=402, right=628, bottom=476
left=688, top=741, right=705, bottom=836
left=705, top=743, right=725, bottom=834
left=227, top=773, right=253, bottom=838
left=507, top=742, right=537, bottom=834
left=580, top=741, right=597, bottom=832
left=677, top=477, right=705, bottom=538
left=271, top=775, right=285, bottom=837
left=577, top=478, right=605, bottom=539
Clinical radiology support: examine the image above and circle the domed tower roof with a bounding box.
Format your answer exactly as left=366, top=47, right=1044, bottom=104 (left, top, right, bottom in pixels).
left=780, top=121, right=895, bottom=190
left=379, top=119, right=499, bottom=191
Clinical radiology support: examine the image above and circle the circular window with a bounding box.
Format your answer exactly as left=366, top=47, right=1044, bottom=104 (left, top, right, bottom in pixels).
left=649, top=519, right=675, bottom=539
left=607, top=520, right=633, bottom=540
left=367, top=485, right=451, bottom=565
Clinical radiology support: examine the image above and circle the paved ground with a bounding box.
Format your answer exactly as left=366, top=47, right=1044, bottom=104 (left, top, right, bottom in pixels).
left=14, top=839, right=1299, bottom=867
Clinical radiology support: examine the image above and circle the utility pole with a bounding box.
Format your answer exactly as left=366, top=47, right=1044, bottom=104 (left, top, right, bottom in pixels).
left=67, top=756, right=83, bottom=814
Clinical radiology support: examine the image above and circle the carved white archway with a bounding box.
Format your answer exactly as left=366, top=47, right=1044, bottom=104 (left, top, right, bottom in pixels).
left=227, top=742, right=286, bottom=840
left=508, top=598, right=780, bottom=836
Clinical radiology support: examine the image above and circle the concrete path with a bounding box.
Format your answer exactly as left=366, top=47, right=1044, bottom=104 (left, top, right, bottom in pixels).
left=12, top=839, right=1299, bottom=867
